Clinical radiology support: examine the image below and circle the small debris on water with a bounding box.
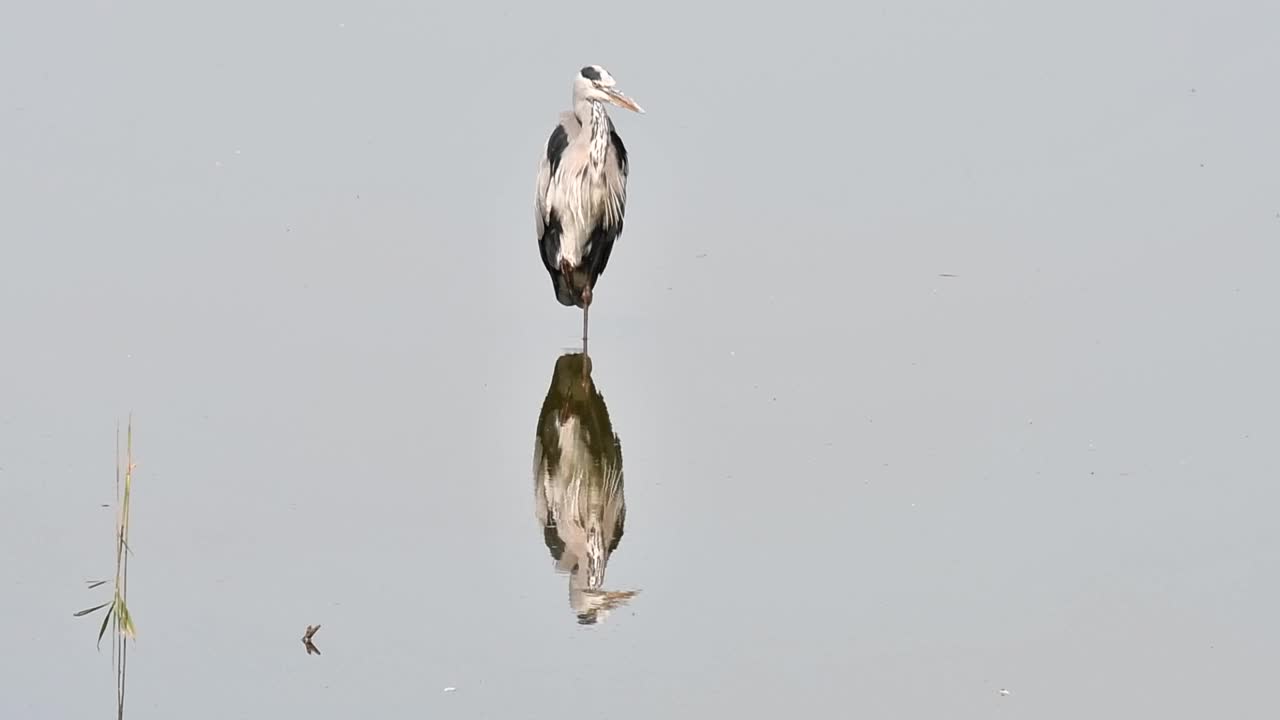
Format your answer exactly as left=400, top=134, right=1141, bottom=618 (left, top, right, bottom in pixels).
left=302, top=624, right=322, bottom=655
left=443, top=687, right=456, bottom=693
left=937, top=273, right=958, bottom=277
left=998, top=688, right=1011, bottom=697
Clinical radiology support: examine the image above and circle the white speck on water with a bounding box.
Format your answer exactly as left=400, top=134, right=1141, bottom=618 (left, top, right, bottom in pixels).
left=443, top=687, right=456, bottom=693
left=234, top=149, right=241, bottom=155
left=998, top=688, right=1011, bottom=697
left=214, top=160, right=223, bottom=168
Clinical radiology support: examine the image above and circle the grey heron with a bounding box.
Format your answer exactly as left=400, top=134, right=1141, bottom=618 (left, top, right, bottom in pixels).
left=534, top=65, right=644, bottom=350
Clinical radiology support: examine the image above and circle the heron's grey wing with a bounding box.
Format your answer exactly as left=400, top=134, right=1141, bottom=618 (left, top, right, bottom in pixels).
left=536, top=121, right=570, bottom=280
left=576, top=117, right=631, bottom=285
left=608, top=117, right=629, bottom=178
left=603, top=116, right=630, bottom=230
left=535, top=122, right=568, bottom=241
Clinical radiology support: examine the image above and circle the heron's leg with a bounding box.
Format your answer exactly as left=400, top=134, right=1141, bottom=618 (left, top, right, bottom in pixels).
left=581, top=285, right=593, bottom=355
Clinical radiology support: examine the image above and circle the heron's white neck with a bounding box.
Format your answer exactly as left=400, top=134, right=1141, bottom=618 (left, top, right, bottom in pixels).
left=575, top=99, right=611, bottom=176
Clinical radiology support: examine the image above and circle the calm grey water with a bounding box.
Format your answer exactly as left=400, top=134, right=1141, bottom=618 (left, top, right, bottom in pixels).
left=4, top=2, right=1279, bottom=718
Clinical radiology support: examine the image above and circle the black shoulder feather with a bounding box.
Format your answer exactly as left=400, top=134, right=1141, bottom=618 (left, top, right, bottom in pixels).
left=546, top=124, right=569, bottom=176
left=607, top=117, right=628, bottom=177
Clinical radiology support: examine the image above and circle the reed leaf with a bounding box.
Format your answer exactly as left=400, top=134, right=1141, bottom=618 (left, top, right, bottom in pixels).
left=96, top=603, right=115, bottom=650
left=74, top=602, right=112, bottom=618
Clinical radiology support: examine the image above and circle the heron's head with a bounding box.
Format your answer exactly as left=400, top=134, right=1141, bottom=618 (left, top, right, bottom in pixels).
left=575, top=65, right=644, bottom=114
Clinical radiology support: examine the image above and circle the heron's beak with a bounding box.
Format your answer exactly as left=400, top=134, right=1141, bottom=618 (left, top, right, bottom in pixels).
left=605, top=87, right=644, bottom=114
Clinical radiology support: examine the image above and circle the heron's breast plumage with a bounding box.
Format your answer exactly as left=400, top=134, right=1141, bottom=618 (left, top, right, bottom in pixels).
left=550, top=159, right=609, bottom=265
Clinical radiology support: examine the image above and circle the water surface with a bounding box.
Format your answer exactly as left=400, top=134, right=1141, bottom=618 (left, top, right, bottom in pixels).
left=3, top=2, right=1278, bottom=718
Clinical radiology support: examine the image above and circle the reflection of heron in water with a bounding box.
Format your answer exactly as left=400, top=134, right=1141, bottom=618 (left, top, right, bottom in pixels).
left=533, top=352, right=637, bottom=624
